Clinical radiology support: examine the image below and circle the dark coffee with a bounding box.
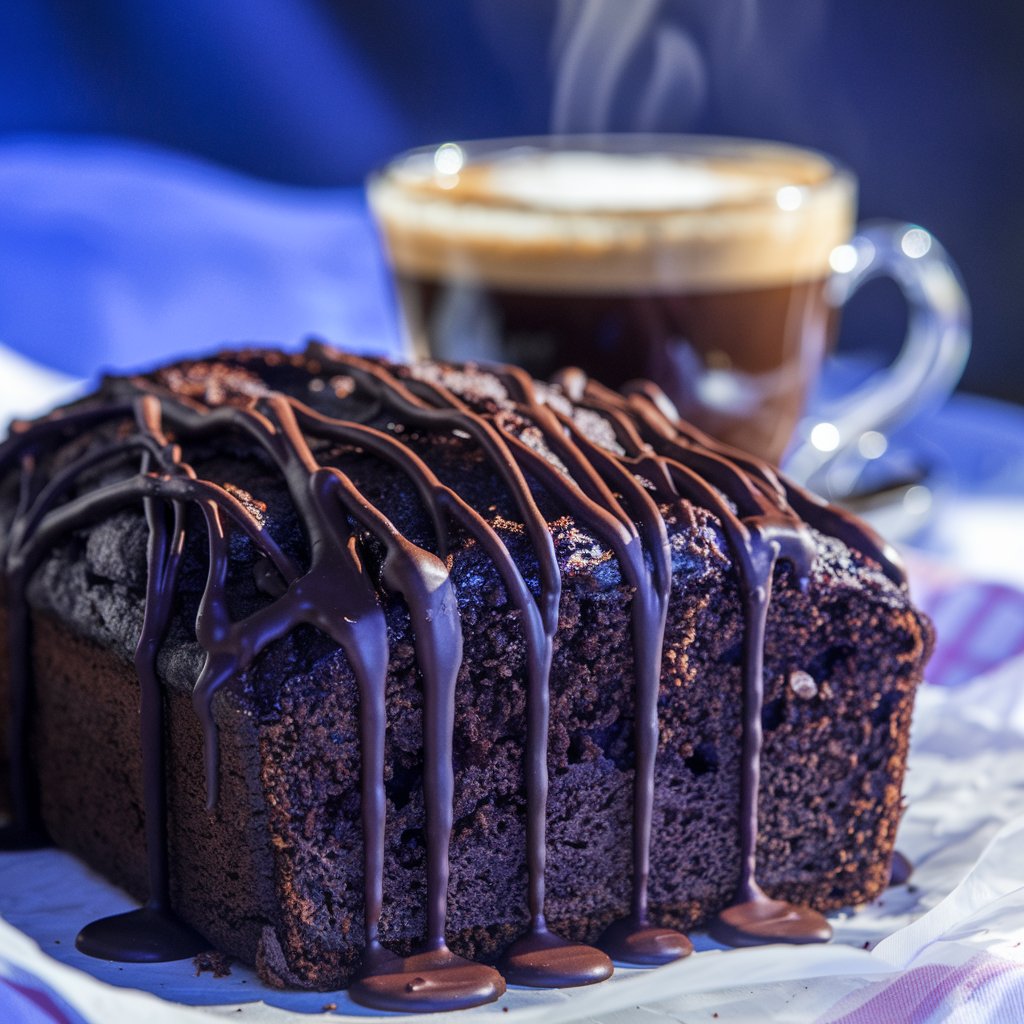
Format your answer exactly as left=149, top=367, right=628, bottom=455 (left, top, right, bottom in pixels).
left=395, top=275, right=834, bottom=463
left=369, top=139, right=854, bottom=463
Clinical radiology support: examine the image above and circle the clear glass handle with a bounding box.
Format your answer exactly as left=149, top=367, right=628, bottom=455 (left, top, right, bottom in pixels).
left=784, top=221, right=971, bottom=494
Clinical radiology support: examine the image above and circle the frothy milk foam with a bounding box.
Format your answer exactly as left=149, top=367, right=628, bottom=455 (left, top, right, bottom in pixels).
left=369, top=143, right=855, bottom=294
left=483, top=153, right=776, bottom=211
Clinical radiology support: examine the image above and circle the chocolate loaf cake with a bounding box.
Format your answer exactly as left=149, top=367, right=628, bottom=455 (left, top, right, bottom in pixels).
left=0, top=344, right=931, bottom=1011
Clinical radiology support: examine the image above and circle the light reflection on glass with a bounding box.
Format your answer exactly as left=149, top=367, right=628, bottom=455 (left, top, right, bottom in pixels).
left=775, top=185, right=803, bottom=211
left=433, top=142, right=465, bottom=176
left=857, top=430, right=888, bottom=460
left=900, top=227, right=933, bottom=259
left=903, top=484, right=933, bottom=516
left=829, top=243, right=858, bottom=274
left=810, top=421, right=841, bottom=452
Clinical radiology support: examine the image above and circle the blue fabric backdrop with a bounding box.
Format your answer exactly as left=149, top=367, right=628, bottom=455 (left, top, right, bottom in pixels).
left=0, top=1, right=1019, bottom=402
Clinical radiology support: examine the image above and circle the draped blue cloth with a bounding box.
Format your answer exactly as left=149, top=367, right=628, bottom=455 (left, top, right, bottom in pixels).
left=0, top=137, right=401, bottom=375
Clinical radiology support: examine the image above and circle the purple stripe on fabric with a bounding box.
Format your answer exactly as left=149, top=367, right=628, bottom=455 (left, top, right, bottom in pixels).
left=0, top=975, right=83, bottom=1024
left=917, top=580, right=1024, bottom=688
left=934, top=589, right=1008, bottom=671
left=823, top=953, right=1024, bottom=1024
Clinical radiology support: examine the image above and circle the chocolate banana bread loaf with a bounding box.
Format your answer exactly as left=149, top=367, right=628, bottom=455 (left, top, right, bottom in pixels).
left=0, top=344, right=931, bottom=1010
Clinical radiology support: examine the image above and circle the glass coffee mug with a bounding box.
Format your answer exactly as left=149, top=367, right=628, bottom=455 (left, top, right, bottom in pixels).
left=368, top=135, right=969, bottom=471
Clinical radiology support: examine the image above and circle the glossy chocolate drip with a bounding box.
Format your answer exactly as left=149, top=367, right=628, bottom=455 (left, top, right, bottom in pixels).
left=349, top=946, right=503, bottom=1013
left=888, top=850, right=913, bottom=887
left=569, top=376, right=839, bottom=945
left=710, top=897, right=833, bottom=947
left=596, top=381, right=896, bottom=941
left=497, top=928, right=614, bottom=988
left=493, top=366, right=690, bottom=966
left=616, top=378, right=905, bottom=586
left=596, top=917, right=694, bottom=966
left=164, top=393, right=505, bottom=1008
left=0, top=374, right=507, bottom=1007
left=340, top=353, right=688, bottom=967
left=313, top=353, right=614, bottom=987
left=0, top=347, right=911, bottom=1003
left=284, top=397, right=609, bottom=988
left=77, top=422, right=207, bottom=961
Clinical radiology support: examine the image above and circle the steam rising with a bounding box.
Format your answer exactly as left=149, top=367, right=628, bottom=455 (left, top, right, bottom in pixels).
left=634, top=23, right=704, bottom=132
left=550, top=0, right=759, bottom=133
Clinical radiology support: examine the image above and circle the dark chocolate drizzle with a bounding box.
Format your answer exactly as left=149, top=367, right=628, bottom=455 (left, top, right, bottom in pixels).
left=0, top=345, right=906, bottom=1006
left=77, top=430, right=207, bottom=960
left=888, top=850, right=914, bottom=887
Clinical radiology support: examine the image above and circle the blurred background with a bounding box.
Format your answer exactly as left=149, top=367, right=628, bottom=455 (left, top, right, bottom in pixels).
left=0, top=0, right=1020, bottom=405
